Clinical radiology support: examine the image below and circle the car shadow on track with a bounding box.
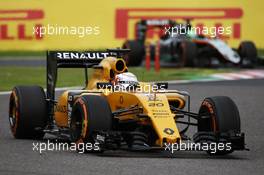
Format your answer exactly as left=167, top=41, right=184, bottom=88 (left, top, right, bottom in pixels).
left=96, top=150, right=248, bottom=160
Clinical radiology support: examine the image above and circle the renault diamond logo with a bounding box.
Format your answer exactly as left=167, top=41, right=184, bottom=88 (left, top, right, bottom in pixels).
left=163, top=128, right=174, bottom=135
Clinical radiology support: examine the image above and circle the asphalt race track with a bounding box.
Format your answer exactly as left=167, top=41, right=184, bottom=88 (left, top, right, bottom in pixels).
left=0, top=79, right=264, bottom=175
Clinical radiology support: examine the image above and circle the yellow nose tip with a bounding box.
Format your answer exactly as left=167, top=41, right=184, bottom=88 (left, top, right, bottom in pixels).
left=164, top=137, right=180, bottom=144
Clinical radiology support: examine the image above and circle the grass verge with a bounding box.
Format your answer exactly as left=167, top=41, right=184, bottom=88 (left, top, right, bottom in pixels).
left=0, top=67, right=232, bottom=91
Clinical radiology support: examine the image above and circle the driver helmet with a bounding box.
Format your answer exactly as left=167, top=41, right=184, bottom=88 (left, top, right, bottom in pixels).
left=112, top=72, right=139, bottom=90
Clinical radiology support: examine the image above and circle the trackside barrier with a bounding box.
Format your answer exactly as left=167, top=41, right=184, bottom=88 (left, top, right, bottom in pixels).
left=155, top=41, right=160, bottom=72
left=145, top=42, right=151, bottom=71
left=145, top=42, right=160, bottom=72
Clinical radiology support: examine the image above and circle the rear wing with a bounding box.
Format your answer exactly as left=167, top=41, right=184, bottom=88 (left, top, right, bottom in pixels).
left=47, top=51, right=110, bottom=68
left=46, top=51, right=110, bottom=107
left=46, top=49, right=130, bottom=122
left=47, top=49, right=130, bottom=68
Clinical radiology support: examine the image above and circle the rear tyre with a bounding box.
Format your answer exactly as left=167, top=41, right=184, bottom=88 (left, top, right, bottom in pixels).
left=196, top=96, right=241, bottom=155
left=179, top=41, right=197, bottom=67
left=9, top=86, right=47, bottom=139
left=70, top=95, right=112, bottom=153
left=238, top=41, right=257, bottom=68
left=123, top=40, right=145, bottom=66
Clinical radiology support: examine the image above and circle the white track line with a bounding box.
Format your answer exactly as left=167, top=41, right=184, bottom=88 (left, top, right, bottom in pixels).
left=0, top=86, right=82, bottom=96
left=0, top=91, right=11, bottom=95
left=210, top=74, right=237, bottom=80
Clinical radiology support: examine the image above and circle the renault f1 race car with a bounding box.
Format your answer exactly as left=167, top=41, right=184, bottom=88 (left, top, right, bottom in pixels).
left=123, top=19, right=258, bottom=68
left=9, top=49, right=247, bottom=155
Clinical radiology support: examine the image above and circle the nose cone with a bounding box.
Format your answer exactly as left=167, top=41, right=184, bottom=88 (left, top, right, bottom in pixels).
left=138, top=93, right=181, bottom=146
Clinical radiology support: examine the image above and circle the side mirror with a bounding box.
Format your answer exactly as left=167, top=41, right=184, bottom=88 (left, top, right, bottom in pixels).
left=96, top=82, right=113, bottom=89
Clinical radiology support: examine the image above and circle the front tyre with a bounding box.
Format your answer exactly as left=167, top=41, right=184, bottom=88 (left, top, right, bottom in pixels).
left=9, top=86, right=47, bottom=139
left=70, top=95, right=112, bottom=153
left=195, top=96, right=242, bottom=155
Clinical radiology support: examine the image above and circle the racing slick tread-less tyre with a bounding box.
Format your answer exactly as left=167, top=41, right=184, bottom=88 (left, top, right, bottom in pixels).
left=123, top=40, right=145, bottom=66
left=196, top=96, right=241, bottom=155
left=9, top=86, right=47, bottom=139
left=70, top=95, right=112, bottom=152
left=179, top=41, right=197, bottom=67
left=238, top=41, right=257, bottom=67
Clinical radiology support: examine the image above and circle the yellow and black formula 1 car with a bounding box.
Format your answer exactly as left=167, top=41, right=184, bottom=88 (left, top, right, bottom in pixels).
left=9, top=49, right=247, bottom=155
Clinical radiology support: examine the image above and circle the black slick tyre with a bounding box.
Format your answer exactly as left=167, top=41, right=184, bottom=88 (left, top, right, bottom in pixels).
left=9, top=86, right=47, bottom=139
left=196, top=96, right=241, bottom=155
left=70, top=95, right=112, bottom=153
left=238, top=41, right=257, bottom=67
left=122, top=40, right=145, bottom=66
